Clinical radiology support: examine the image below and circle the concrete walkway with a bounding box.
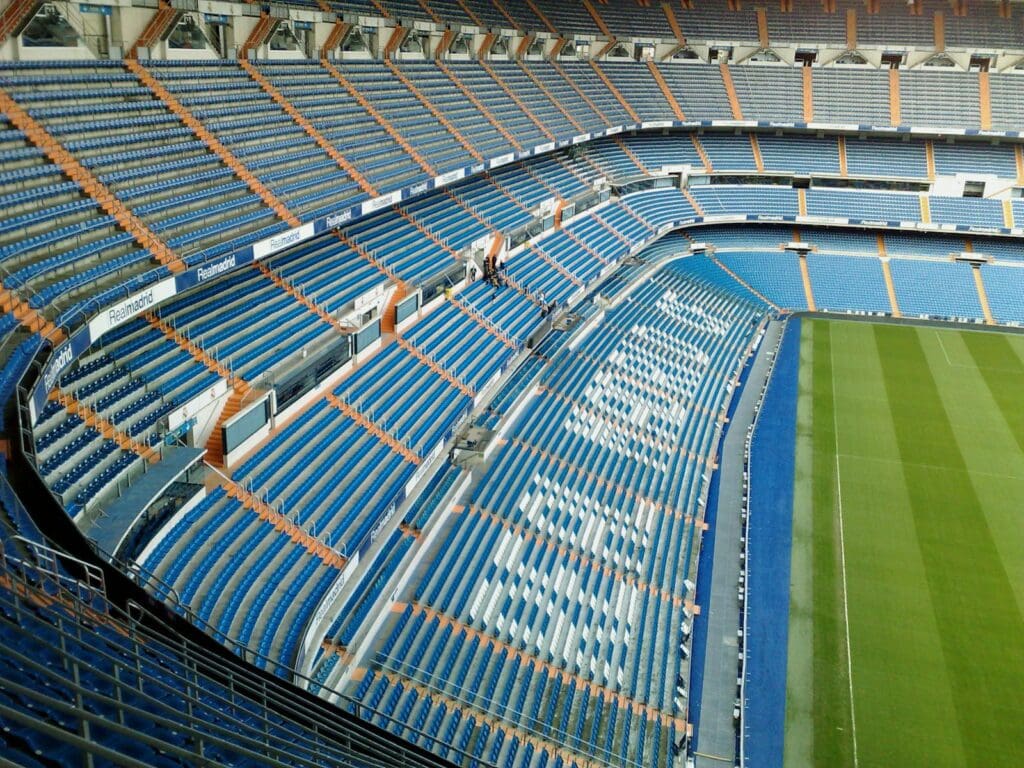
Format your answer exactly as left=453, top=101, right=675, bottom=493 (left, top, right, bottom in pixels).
left=695, top=319, right=784, bottom=768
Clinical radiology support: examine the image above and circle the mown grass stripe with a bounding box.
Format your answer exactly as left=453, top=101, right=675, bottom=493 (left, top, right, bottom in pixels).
left=808, top=320, right=855, bottom=768
left=874, top=324, right=1024, bottom=768
left=961, top=331, right=1024, bottom=456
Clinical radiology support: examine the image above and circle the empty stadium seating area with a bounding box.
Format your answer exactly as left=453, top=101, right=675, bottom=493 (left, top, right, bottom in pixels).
left=4, top=0, right=1024, bottom=764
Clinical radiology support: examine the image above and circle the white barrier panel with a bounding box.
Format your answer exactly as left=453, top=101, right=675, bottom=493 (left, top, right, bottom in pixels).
left=87, top=277, right=177, bottom=339
left=253, top=222, right=315, bottom=260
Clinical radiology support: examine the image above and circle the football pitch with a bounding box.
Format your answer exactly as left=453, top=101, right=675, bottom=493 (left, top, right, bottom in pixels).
left=783, top=319, right=1024, bottom=768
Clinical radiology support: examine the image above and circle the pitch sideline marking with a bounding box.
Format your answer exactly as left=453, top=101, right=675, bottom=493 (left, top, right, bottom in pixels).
left=830, top=327, right=860, bottom=768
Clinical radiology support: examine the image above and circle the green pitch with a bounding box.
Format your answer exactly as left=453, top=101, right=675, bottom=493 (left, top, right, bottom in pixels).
left=784, top=319, right=1024, bottom=768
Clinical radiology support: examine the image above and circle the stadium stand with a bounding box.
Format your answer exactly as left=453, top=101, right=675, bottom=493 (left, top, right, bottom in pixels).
left=3, top=0, right=1024, bottom=764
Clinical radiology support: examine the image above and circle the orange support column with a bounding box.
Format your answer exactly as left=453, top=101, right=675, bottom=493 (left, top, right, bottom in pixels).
left=719, top=63, right=744, bottom=120
left=925, top=139, right=936, bottom=180
left=846, top=8, right=857, bottom=50
left=934, top=10, right=945, bottom=51
left=749, top=134, right=765, bottom=172
left=837, top=135, right=848, bottom=176
left=978, top=70, right=992, bottom=130
left=126, top=0, right=176, bottom=58
left=889, top=68, right=902, bottom=126
left=802, top=66, right=813, bottom=123
left=798, top=253, right=816, bottom=311
left=0, top=0, right=43, bottom=44
left=524, top=0, right=559, bottom=34
left=582, top=0, right=614, bottom=37
left=881, top=258, right=901, bottom=317
left=756, top=8, right=769, bottom=48
left=320, top=21, right=351, bottom=58
left=416, top=0, right=444, bottom=25
left=238, top=12, right=276, bottom=59
left=691, top=135, right=713, bottom=171
left=662, top=1, right=687, bottom=47
left=972, top=266, right=995, bottom=324
left=489, top=0, right=521, bottom=31
left=382, top=26, right=409, bottom=60
left=455, top=0, right=484, bottom=26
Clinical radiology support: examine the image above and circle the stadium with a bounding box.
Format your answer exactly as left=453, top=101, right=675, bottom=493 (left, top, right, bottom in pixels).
left=0, top=0, right=1022, bottom=765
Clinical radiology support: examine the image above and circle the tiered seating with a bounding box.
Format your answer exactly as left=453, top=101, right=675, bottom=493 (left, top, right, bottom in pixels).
left=519, top=61, right=607, bottom=133
left=805, top=189, right=921, bottom=222
left=811, top=68, right=891, bottom=126
left=145, top=60, right=365, bottom=220
left=581, top=137, right=646, bottom=180
left=619, top=188, right=696, bottom=229
left=845, top=137, right=928, bottom=178
left=555, top=62, right=634, bottom=125
left=627, top=133, right=703, bottom=172
left=802, top=227, right=881, bottom=255
left=35, top=316, right=221, bottom=490
left=716, top=251, right=808, bottom=309
left=731, top=66, right=803, bottom=123
left=971, top=236, right=1024, bottom=262
left=140, top=484, right=339, bottom=668
left=401, top=286, right=525, bottom=391
left=154, top=268, right=341, bottom=382
left=257, top=60, right=425, bottom=192
left=889, top=258, right=984, bottom=320
left=392, top=61, right=511, bottom=160
left=348, top=260, right=766, bottom=768
left=806, top=254, right=891, bottom=314
left=929, top=196, right=1006, bottom=229
left=0, top=62, right=285, bottom=266
left=266, top=236, right=387, bottom=314
left=695, top=133, right=756, bottom=171
left=691, top=185, right=798, bottom=216
left=0, top=109, right=164, bottom=314
left=0, top=532, right=424, bottom=768
left=900, top=70, right=981, bottom=128
left=654, top=63, right=733, bottom=120
left=340, top=61, right=480, bottom=171
left=345, top=207, right=458, bottom=286
left=485, top=61, right=579, bottom=138
left=757, top=134, right=840, bottom=175
left=882, top=232, right=964, bottom=258
left=599, top=61, right=676, bottom=121
left=980, top=264, right=1024, bottom=324
left=445, top=62, right=547, bottom=148
left=695, top=225, right=793, bottom=251
left=932, top=140, right=1017, bottom=179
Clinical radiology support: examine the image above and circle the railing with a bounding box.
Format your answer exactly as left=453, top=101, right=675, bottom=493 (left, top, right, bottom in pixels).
left=0, top=532, right=472, bottom=768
